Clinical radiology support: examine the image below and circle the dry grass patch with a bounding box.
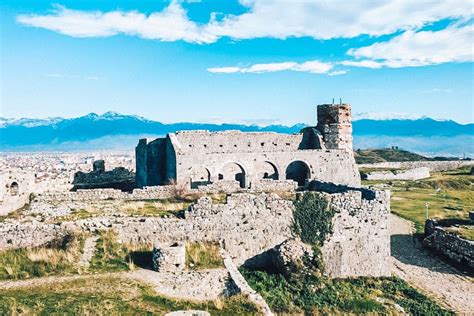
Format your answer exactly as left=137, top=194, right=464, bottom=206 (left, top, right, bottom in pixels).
left=185, top=242, right=224, bottom=270
left=0, top=231, right=86, bottom=280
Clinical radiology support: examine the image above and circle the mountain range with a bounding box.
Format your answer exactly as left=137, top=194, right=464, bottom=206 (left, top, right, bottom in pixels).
left=1, top=112, right=473, bottom=156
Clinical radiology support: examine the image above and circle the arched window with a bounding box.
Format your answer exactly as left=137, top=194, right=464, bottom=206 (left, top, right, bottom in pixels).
left=220, top=162, right=246, bottom=188
left=285, top=161, right=310, bottom=186
left=256, top=161, right=278, bottom=180
left=10, top=182, right=19, bottom=196
left=190, top=166, right=211, bottom=189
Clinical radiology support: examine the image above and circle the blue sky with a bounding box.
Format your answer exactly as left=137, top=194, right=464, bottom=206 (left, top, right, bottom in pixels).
left=1, top=0, right=473, bottom=125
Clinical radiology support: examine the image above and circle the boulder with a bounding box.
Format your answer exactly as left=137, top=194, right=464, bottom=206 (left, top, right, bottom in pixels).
left=272, top=238, right=314, bottom=276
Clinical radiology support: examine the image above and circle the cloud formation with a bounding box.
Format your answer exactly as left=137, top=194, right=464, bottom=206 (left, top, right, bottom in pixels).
left=17, top=3, right=217, bottom=43
left=344, top=24, right=473, bottom=68
left=18, top=1, right=472, bottom=43
left=207, top=60, right=334, bottom=74
left=17, top=1, right=473, bottom=70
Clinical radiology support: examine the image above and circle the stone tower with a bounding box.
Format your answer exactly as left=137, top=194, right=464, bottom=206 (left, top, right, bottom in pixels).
left=316, top=103, right=353, bottom=151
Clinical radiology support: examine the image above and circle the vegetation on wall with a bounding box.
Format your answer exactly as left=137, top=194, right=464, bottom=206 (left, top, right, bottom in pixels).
left=293, top=192, right=337, bottom=246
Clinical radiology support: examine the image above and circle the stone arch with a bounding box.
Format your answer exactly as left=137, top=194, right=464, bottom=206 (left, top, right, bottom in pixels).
left=219, top=162, right=247, bottom=188
left=10, top=181, right=19, bottom=196
left=255, top=161, right=279, bottom=180
left=189, top=166, right=211, bottom=189
left=285, top=161, right=310, bottom=186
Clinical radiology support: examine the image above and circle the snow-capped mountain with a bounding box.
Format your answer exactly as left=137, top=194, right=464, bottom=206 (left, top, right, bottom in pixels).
left=0, top=112, right=472, bottom=155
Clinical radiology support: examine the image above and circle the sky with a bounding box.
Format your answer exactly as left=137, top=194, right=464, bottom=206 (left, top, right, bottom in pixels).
left=1, top=0, right=473, bottom=125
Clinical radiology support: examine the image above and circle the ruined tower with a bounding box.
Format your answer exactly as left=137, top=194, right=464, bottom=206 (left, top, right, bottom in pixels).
left=316, top=103, right=353, bottom=151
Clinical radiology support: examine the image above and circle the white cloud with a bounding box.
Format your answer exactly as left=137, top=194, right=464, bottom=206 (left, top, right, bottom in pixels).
left=328, top=70, right=348, bottom=76
left=206, top=0, right=472, bottom=40
left=17, top=2, right=217, bottom=43
left=207, top=60, right=335, bottom=74
left=207, top=66, right=241, bottom=73
left=17, top=1, right=473, bottom=43
left=343, top=24, right=473, bottom=68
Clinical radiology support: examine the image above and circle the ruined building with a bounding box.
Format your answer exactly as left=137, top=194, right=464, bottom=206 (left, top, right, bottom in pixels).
left=72, top=160, right=135, bottom=191
left=136, top=103, right=360, bottom=189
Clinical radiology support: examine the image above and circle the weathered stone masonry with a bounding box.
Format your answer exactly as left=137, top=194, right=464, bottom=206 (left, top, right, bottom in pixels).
left=136, top=104, right=360, bottom=190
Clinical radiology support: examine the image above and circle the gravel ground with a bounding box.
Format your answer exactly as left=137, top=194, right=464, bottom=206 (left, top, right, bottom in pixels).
left=389, top=214, right=474, bottom=314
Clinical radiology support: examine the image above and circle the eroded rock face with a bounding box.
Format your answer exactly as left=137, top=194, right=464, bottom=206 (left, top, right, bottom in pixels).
left=272, top=238, right=314, bottom=276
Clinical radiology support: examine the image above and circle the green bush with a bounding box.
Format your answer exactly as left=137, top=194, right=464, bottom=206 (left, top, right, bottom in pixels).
left=293, top=192, right=337, bottom=246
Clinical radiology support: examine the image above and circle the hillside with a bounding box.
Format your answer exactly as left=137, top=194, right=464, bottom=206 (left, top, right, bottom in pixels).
left=354, top=148, right=431, bottom=164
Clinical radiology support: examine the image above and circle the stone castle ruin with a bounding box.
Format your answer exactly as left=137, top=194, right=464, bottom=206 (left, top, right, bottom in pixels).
left=0, top=102, right=391, bottom=298
left=72, top=159, right=135, bottom=191
left=135, top=104, right=360, bottom=190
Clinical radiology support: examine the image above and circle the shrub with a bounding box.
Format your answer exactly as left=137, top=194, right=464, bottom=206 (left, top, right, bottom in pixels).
left=293, top=192, right=337, bottom=246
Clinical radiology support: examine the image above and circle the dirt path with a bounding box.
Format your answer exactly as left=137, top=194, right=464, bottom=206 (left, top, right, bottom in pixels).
left=389, top=214, right=474, bottom=314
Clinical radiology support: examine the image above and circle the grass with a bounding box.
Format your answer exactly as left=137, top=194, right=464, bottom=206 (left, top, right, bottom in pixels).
left=88, top=230, right=153, bottom=273
left=355, top=148, right=429, bottom=164
left=0, top=276, right=260, bottom=315
left=241, top=268, right=453, bottom=315
left=49, top=207, right=102, bottom=223
left=119, top=200, right=189, bottom=217
left=445, top=226, right=474, bottom=241
left=0, top=232, right=85, bottom=280
left=185, top=242, right=224, bottom=270
left=364, top=167, right=473, bottom=236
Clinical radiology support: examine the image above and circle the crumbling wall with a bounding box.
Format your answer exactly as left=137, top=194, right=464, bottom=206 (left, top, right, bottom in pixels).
left=423, top=224, right=474, bottom=269
left=358, top=161, right=474, bottom=172
left=363, top=167, right=430, bottom=181
left=321, top=190, right=391, bottom=278
left=72, top=160, right=135, bottom=191
left=0, top=223, right=68, bottom=250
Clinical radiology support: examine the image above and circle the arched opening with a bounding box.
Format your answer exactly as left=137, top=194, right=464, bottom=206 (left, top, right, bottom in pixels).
left=285, top=161, right=310, bottom=187
left=220, top=162, right=246, bottom=188
left=190, top=166, right=211, bottom=189
left=256, top=161, right=279, bottom=180
left=10, top=182, right=19, bottom=196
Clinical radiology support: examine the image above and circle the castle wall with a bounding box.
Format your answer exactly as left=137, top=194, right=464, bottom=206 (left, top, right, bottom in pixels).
left=174, top=148, right=360, bottom=188
left=321, top=190, right=391, bottom=278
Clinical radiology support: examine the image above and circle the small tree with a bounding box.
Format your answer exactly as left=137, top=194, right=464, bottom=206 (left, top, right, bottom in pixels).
left=293, top=192, right=337, bottom=246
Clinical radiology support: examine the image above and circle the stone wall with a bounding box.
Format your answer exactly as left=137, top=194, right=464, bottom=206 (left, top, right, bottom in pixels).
left=137, top=104, right=360, bottom=189
left=358, top=160, right=474, bottom=172
left=423, top=225, right=474, bottom=269
left=321, top=189, right=391, bottom=278
left=3, top=189, right=390, bottom=278
left=72, top=160, right=135, bottom=191
left=0, top=223, right=68, bottom=250
left=363, top=167, right=430, bottom=181
left=250, top=179, right=298, bottom=192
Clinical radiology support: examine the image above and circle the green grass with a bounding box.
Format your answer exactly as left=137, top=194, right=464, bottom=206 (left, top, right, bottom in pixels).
left=185, top=242, right=224, bottom=270
left=0, top=233, right=85, bottom=280
left=119, top=200, right=189, bottom=217
left=364, top=168, right=473, bottom=236
left=355, top=148, right=429, bottom=164
left=88, top=230, right=153, bottom=273
left=241, top=268, right=453, bottom=315
left=0, top=276, right=260, bottom=315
